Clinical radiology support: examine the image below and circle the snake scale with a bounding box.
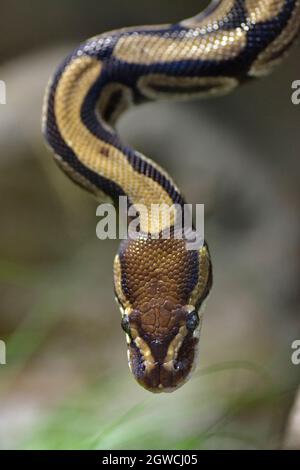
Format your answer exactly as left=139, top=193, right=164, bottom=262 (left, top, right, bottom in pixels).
left=43, top=0, right=300, bottom=393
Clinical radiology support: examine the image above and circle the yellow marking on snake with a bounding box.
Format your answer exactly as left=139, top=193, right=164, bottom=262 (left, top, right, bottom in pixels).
left=114, top=255, right=131, bottom=310
left=188, top=247, right=211, bottom=306
left=134, top=336, right=155, bottom=365
left=114, top=29, right=247, bottom=64
left=164, top=325, right=188, bottom=364
left=138, top=75, right=238, bottom=100
left=246, top=0, right=285, bottom=23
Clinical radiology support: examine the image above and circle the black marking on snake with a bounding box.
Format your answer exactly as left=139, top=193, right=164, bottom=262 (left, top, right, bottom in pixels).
left=102, top=89, right=123, bottom=123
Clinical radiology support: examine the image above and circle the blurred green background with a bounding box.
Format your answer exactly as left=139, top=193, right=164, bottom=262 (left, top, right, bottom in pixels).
left=0, top=0, right=300, bottom=450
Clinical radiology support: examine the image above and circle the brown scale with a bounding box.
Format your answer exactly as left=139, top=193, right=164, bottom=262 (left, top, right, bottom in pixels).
left=119, top=236, right=199, bottom=339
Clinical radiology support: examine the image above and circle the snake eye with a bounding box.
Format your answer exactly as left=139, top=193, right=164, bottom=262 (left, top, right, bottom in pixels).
left=186, top=310, right=199, bottom=332
left=121, top=314, right=131, bottom=336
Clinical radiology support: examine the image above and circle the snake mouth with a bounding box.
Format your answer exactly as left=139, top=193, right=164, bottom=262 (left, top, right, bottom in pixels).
left=128, top=333, right=198, bottom=393
left=136, top=360, right=192, bottom=393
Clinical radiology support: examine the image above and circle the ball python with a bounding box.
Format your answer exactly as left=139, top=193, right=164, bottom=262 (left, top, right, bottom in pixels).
left=43, top=0, right=300, bottom=393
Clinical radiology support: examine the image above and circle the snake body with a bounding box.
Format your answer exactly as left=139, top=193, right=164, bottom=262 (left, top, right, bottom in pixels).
left=43, top=0, right=300, bottom=393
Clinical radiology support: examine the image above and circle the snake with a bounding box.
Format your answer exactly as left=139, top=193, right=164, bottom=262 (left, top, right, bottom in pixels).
left=43, top=0, right=300, bottom=393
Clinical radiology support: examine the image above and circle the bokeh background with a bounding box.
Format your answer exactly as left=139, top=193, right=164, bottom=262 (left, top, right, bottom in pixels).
left=0, top=0, right=300, bottom=450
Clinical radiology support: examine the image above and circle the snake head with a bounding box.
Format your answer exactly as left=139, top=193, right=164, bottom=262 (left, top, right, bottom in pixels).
left=120, top=305, right=205, bottom=392
left=114, top=237, right=212, bottom=393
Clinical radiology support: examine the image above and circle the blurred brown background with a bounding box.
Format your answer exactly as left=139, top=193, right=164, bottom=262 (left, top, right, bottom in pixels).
left=0, top=0, right=300, bottom=450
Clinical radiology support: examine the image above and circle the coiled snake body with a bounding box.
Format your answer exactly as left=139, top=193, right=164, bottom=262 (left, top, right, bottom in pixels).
left=43, top=1, right=300, bottom=392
